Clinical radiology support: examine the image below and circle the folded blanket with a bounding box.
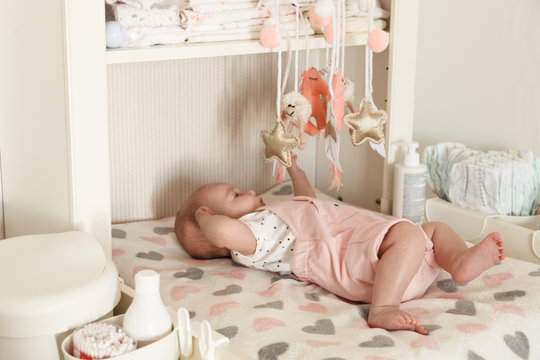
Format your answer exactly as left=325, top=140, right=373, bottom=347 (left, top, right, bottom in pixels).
left=113, top=3, right=180, bottom=28
left=189, top=1, right=260, bottom=12
left=186, top=16, right=313, bottom=38
left=188, top=13, right=296, bottom=32
left=106, top=0, right=178, bottom=10
left=181, top=4, right=296, bottom=26
left=185, top=25, right=313, bottom=43
left=124, top=26, right=188, bottom=47
left=311, top=17, right=386, bottom=34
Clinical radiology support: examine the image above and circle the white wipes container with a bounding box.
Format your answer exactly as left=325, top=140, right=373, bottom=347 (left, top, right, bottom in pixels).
left=0, top=232, right=120, bottom=360
left=123, top=270, right=172, bottom=346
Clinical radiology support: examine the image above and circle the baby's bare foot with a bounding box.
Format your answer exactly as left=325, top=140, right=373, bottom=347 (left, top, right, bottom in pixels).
left=451, top=232, right=505, bottom=284
left=368, top=306, right=428, bottom=335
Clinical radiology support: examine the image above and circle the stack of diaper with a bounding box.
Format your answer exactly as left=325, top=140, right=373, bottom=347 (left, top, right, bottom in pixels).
left=423, top=142, right=540, bottom=216
left=106, top=0, right=188, bottom=47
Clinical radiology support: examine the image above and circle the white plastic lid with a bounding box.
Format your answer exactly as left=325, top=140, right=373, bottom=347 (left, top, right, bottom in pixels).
left=0, top=232, right=120, bottom=338
left=134, top=270, right=161, bottom=296
left=404, top=141, right=420, bottom=166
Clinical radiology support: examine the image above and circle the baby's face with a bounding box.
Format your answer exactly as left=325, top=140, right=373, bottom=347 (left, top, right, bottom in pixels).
left=201, top=183, right=265, bottom=218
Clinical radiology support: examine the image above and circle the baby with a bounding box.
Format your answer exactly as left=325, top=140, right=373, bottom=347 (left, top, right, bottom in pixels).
left=175, top=156, right=505, bottom=335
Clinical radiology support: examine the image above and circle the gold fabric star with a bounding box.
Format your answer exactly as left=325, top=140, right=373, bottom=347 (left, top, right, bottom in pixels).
left=343, top=97, right=387, bottom=146
left=260, top=120, right=299, bottom=167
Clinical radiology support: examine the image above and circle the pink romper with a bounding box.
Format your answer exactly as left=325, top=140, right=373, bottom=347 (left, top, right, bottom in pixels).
left=261, top=196, right=440, bottom=303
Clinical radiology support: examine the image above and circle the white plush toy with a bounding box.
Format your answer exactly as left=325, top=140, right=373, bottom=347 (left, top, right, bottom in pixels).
left=281, top=91, right=312, bottom=150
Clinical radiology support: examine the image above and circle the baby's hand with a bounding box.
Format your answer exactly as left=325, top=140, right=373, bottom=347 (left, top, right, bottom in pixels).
left=289, top=154, right=299, bottom=169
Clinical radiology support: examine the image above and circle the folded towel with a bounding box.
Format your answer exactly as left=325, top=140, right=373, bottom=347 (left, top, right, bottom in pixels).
left=113, top=3, right=180, bottom=28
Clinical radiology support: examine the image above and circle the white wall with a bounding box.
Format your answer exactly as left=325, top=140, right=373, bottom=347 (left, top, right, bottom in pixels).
left=0, top=0, right=73, bottom=238
left=414, top=0, right=540, bottom=155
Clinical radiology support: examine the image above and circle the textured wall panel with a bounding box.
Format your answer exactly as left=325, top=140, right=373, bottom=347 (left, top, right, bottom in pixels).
left=108, top=53, right=322, bottom=223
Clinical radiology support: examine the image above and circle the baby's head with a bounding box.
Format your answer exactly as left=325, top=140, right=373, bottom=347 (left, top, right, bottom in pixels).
left=175, top=183, right=265, bottom=259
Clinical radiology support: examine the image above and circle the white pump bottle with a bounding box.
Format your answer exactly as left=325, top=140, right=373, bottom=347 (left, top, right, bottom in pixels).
left=123, top=270, right=172, bottom=346
left=392, top=142, right=427, bottom=224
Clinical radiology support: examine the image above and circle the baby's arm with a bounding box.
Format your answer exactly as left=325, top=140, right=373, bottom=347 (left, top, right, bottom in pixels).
left=287, top=155, right=316, bottom=198
left=195, top=206, right=257, bottom=256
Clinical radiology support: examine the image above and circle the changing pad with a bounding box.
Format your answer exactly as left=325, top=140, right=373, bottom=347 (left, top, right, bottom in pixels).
left=112, top=182, right=540, bottom=359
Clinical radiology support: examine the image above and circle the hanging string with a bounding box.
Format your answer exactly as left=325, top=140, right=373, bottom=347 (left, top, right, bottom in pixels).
left=275, top=0, right=282, bottom=119
left=364, top=0, right=375, bottom=105
left=340, top=0, right=346, bottom=74
left=294, top=0, right=300, bottom=91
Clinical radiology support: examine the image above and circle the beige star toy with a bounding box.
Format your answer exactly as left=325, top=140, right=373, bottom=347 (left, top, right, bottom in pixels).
left=260, top=120, right=299, bottom=167
left=343, top=97, right=387, bottom=146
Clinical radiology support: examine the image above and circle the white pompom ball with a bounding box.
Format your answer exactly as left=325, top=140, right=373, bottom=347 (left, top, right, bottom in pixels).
left=106, top=21, right=128, bottom=49
left=314, top=0, right=333, bottom=20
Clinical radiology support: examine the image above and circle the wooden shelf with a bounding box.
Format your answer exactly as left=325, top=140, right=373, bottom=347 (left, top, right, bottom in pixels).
left=105, top=32, right=370, bottom=64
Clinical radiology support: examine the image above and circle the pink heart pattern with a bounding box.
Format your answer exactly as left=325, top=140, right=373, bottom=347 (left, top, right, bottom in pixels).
left=253, top=317, right=286, bottom=332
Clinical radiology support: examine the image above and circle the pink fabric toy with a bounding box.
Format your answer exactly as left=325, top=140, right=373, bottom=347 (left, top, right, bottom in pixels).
left=300, top=67, right=329, bottom=136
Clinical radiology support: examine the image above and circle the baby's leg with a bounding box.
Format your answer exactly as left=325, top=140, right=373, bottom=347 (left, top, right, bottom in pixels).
left=421, top=222, right=505, bottom=284
left=368, top=222, right=429, bottom=335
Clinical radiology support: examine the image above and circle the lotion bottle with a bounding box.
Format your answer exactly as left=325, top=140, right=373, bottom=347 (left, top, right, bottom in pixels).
left=392, top=142, right=427, bottom=224
left=123, top=270, right=172, bottom=346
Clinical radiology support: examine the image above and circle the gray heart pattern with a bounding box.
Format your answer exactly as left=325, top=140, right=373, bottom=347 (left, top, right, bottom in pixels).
left=174, top=268, right=204, bottom=280
left=111, top=228, right=127, bottom=239
left=528, top=268, right=540, bottom=276
left=357, top=305, right=370, bottom=321
left=255, top=301, right=284, bottom=310
left=467, top=350, right=485, bottom=360
left=494, top=290, right=526, bottom=302
left=213, top=284, right=242, bottom=296
left=302, top=319, right=335, bottom=335
left=424, top=324, right=441, bottom=334
left=359, top=335, right=395, bottom=348
left=153, top=226, right=175, bottom=235
left=437, top=279, right=457, bottom=293
left=216, top=326, right=238, bottom=339
left=258, top=342, right=289, bottom=360
left=136, top=250, right=164, bottom=261
left=447, top=300, right=476, bottom=316
left=504, top=331, right=529, bottom=360
left=305, top=292, right=320, bottom=301
left=272, top=185, right=293, bottom=196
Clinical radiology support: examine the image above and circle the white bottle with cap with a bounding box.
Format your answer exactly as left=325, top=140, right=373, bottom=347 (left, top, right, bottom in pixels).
left=123, top=270, right=172, bottom=346
left=392, top=141, right=427, bottom=224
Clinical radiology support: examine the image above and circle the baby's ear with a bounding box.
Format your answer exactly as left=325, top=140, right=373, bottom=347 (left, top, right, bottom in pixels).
left=195, top=205, right=216, bottom=218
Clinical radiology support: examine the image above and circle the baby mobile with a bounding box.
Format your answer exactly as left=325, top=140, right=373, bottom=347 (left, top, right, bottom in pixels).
left=259, top=0, right=389, bottom=189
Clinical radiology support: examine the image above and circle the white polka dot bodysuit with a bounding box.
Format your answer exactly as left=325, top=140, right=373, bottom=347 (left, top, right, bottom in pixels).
left=231, top=210, right=295, bottom=275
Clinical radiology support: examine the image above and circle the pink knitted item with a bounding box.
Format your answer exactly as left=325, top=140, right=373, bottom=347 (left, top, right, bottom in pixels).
left=259, top=22, right=280, bottom=48
left=367, top=29, right=389, bottom=53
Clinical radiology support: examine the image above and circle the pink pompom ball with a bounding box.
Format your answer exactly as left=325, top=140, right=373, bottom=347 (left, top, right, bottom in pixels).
left=309, top=6, right=331, bottom=27
left=367, top=29, right=389, bottom=53
left=323, top=23, right=343, bottom=44
left=259, top=21, right=280, bottom=48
